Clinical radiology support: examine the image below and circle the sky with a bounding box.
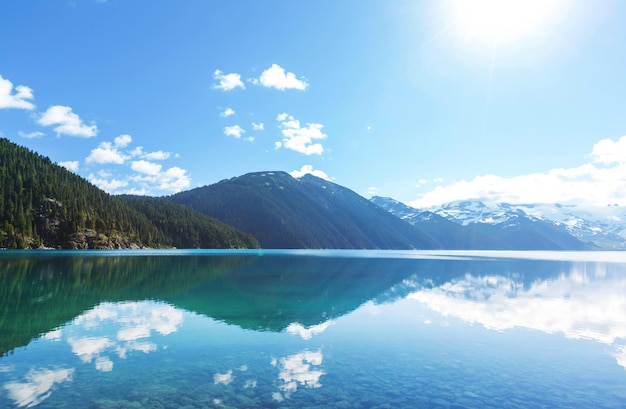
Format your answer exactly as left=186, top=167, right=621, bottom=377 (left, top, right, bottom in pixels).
left=1, top=0, right=626, bottom=208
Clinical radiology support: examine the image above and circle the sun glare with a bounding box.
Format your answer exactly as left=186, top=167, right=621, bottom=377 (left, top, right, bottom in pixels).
left=447, top=0, right=564, bottom=46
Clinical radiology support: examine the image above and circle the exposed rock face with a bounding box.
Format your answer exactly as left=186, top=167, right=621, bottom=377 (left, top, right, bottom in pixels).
left=62, top=229, right=143, bottom=250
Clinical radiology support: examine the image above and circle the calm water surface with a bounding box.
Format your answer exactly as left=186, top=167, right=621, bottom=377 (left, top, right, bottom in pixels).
left=1, top=250, right=626, bottom=408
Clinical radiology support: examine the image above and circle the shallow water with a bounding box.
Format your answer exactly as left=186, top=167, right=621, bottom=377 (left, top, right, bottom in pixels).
left=1, top=250, right=626, bottom=408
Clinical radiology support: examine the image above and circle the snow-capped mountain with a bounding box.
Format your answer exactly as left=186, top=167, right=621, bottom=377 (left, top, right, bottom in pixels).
left=502, top=202, right=626, bottom=250
left=371, top=196, right=626, bottom=250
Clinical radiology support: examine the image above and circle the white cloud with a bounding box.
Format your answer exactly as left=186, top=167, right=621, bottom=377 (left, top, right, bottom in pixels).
left=289, top=165, right=331, bottom=181
left=59, top=161, right=79, bottom=172
left=129, top=146, right=170, bottom=160
left=213, top=69, right=245, bottom=91
left=142, top=150, right=170, bottom=160
left=276, top=113, right=326, bottom=155
left=252, top=122, right=264, bottom=131
left=38, top=105, right=97, bottom=137
left=0, top=75, right=35, bottom=110
left=591, top=135, right=626, bottom=164
left=224, top=125, right=245, bottom=139
left=114, top=134, right=132, bottom=147
left=156, top=166, right=191, bottom=192
left=131, top=160, right=162, bottom=175
left=88, top=173, right=129, bottom=191
left=220, top=107, right=235, bottom=117
left=84, top=136, right=186, bottom=194
left=86, top=142, right=127, bottom=164
left=366, top=186, right=379, bottom=197
left=252, top=64, right=309, bottom=91
left=18, top=131, right=44, bottom=139
left=408, top=135, right=626, bottom=208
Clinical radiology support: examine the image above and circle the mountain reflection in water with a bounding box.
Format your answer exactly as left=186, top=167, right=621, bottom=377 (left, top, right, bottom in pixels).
left=1, top=250, right=626, bottom=408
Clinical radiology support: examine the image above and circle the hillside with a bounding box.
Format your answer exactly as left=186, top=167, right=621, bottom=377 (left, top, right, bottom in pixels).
left=0, top=138, right=258, bottom=249
left=167, top=171, right=440, bottom=249
left=118, top=195, right=258, bottom=249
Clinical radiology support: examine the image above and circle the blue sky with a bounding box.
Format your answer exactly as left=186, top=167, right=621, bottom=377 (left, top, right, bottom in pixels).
left=1, top=0, right=625, bottom=207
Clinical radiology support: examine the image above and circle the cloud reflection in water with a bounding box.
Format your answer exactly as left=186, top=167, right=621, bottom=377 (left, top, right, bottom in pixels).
left=273, top=349, right=325, bottom=401
left=61, top=301, right=183, bottom=372
left=3, top=368, right=74, bottom=408
left=407, top=262, right=626, bottom=369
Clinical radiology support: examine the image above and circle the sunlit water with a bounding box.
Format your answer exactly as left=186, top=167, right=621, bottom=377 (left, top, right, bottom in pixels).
left=1, top=250, right=626, bottom=408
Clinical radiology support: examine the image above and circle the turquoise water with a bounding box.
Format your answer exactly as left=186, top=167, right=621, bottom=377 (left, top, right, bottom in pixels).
left=1, top=250, right=626, bottom=408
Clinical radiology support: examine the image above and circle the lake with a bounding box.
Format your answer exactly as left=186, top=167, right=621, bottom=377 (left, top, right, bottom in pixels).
left=1, top=250, right=626, bottom=408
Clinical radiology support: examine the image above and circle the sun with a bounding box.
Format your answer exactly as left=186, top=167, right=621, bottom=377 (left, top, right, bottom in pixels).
left=446, top=0, right=564, bottom=46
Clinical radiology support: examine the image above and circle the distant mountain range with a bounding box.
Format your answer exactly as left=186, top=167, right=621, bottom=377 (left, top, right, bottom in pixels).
left=1, top=137, right=623, bottom=250
left=371, top=197, right=626, bottom=250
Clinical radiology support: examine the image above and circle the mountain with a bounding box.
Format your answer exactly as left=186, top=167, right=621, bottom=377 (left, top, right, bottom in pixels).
left=371, top=197, right=590, bottom=250
left=0, top=138, right=258, bottom=249
left=370, top=196, right=502, bottom=249
left=487, top=202, right=626, bottom=250
left=118, top=195, right=259, bottom=249
left=167, top=171, right=440, bottom=249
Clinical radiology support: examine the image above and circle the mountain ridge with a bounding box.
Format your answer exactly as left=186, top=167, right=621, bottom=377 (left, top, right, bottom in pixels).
left=167, top=171, right=441, bottom=249
left=373, top=196, right=625, bottom=250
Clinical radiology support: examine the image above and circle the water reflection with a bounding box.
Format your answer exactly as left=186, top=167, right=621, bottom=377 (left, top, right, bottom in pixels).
left=3, top=368, right=74, bottom=408
left=2, top=251, right=626, bottom=408
left=273, top=349, right=325, bottom=402
left=286, top=320, right=333, bottom=340
left=63, top=302, right=183, bottom=373
left=405, top=261, right=626, bottom=369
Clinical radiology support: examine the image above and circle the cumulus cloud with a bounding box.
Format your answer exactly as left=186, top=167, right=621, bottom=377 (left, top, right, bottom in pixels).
left=59, top=161, right=79, bottom=172
left=0, top=75, right=35, bottom=110
left=591, top=135, right=626, bottom=164
left=18, top=131, right=44, bottom=139
left=251, top=64, right=309, bottom=91
left=114, top=134, right=132, bottom=147
left=131, top=160, right=162, bottom=175
left=86, top=142, right=127, bottom=164
left=224, top=125, right=245, bottom=139
left=289, top=165, right=331, bottom=181
left=275, top=113, right=327, bottom=155
left=38, top=105, right=97, bottom=137
left=84, top=135, right=185, bottom=194
left=88, top=173, right=129, bottom=191
left=408, top=135, right=626, bottom=208
left=129, top=145, right=170, bottom=160
left=220, top=107, right=235, bottom=117
left=133, top=166, right=191, bottom=192
left=251, top=122, right=264, bottom=131
left=213, top=69, right=245, bottom=91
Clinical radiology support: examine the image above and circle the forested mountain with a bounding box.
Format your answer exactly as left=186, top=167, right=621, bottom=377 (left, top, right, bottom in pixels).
left=0, top=138, right=257, bottom=249
left=118, top=195, right=258, bottom=249
left=167, top=171, right=440, bottom=249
